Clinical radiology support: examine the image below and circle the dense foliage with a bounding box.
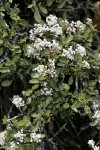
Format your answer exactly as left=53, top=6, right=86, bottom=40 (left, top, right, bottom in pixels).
left=0, top=0, right=100, bottom=150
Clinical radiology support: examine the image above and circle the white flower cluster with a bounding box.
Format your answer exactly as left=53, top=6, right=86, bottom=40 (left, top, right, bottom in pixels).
left=75, top=44, right=86, bottom=57
left=62, top=44, right=86, bottom=60
left=0, top=130, right=6, bottom=146
left=26, top=45, right=36, bottom=57
left=46, top=14, right=58, bottom=26
left=86, top=18, right=93, bottom=25
left=12, top=95, right=24, bottom=108
left=14, top=129, right=25, bottom=143
left=9, top=141, right=18, bottom=150
left=82, top=60, right=90, bottom=68
left=98, top=53, right=100, bottom=58
left=93, top=110, right=100, bottom=121
left=29, top=14, right=62, bottom=40
left=62, top=47, right=75, bottom=60
left=92, top=102, right=99, bottom=111
left=26, top=38, right=61, bottom=59
left=33, top=65, right=47, bottom=77
left=48, top=59, right=57, bottom=77
left=65, top=19, right=85, bottom=33
left=41, top=82, right=53, bottom=96
left=88, top=140, right=100, bottom=150
left=27, top=14, right=63, bottom=58
left=92, top=102, right=100, bottom=123
left=30, top=132, right=42, bottom=143
left=30, top=24, right=46, bottom=39
left=33, top=59, right=57, bottom=78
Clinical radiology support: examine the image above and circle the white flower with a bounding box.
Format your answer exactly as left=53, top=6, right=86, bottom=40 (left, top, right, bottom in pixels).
left=92, top=102, right=99, bottom=111
left=88, top=140, right=100, bottom=150
left=52, top=40, right=61, bottom=50
left=67, top=25, right=76, bottom=33
left=41, top=87, right=53, bottom=95
left=82, top=60, right=90, bottom=68
left=75, top=44, right=86, bottom=57
left=93, top=110, right=100, bottom=121
left=0, top=130, right=6, bottom=146
left=30, top=132, right=42, bottom=143
left=29, top=29, right=35, bottom=41
left=9, top=141, right=18, bottom=150
left=88, top=140, right=95, bottom=148
left=29, top=24, right=46, bottom=40
left=34, top=24, right=46, bottom=37
left=34, top=38, right=44, bottom=50
left=93, top=146, right=100, bottom=150
left=48, top=59, right=57, bottom=77
left=49, top=24, right=62, bottom=37
left=41, top=82, right=53, bottom=95
left=86, top=18, right=93, bottom=25
left=27, top=38, right=61, bottom=58
left=14, top=129, right=25, bottom=143
left=46, top=14, right=58, bottom=26
left=98, top=53, right=100, bottom=58
left=33, top=65, right=48, bottom=77
left=62, top=47, right=75, bottom=60
left=26, top=45, right=35, bottom=57
left=66, top=20, right=85, bottom=33
left=75, top=20, right=85, bottom=31
left=12, top=95, right=24, bottom=108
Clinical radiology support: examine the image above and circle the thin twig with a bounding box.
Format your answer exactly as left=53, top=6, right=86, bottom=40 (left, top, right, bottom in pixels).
left=75, top=77, right=78, bottom=90
left=76, top=124, right=91, bottom=138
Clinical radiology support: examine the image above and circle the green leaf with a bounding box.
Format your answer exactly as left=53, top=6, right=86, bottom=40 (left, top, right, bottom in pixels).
left=50, top=79, right=56, bottom=88
left=47, top=0, right=54, bottom=6
left=0, top=40, right=3, bottom=45
left=29, top=79, right=40, bottom=84
left=0, top=48, right=3, bottom=56
left=26, top=97, right=31, bottom=104
left=31, top=113, right=40, bottom=118
left=71, top=107, right=78, bottom=113
left=3, top=32, right=8, bottom=37
left=5, top=2, right=11, bottom=12
left=66, top=0, right=73, bottom=4
left=60, top=110, right=66, bottom=119
left=39, top=6, right=47, bottom=14
left=2, top=115, right=8, bottom=124
left=65, top=34, right=73, bottom=45
left=84, top=105, right=91, bottom=114
left=1, top=80, right=12, bottom=87
left=0, top=67, right=10, bottom=73
left=46, top=97, right=52, bottom=106
left=68, top=76, right=73, bottom=85
left=88, top=80, right=97, bottom=87
left=59, top=57, right=68, bottom=64
left=57, top=62, right=65, bottom=66
left=63, top=103, right=69, bottom=109
left=63, top=84, right=70, bottom=90
left=18, top=19, right=28, bottom=27
left=32, top=84, right=39, bottom=90
left=9, top=0, right=13, bottom=3
left=58, top=17, right=65, bottom=28
left=0, top=19, right=8, bottom=29
left=58, top=0, right=67, bottom=9
left=38, top=75, right=46, bottom=81
left=45, top=110, right=51, bottom=117
left=27, top=4, right=33, bottom=8
left=34, top=7, right=41, bottom=22
left=17, top=116, right=31, bottom=127
left=24, top=89, right=33, bottom=96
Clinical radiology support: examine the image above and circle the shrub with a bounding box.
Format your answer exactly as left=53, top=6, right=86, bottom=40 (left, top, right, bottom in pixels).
left=0, top=0, right=100, bottom=149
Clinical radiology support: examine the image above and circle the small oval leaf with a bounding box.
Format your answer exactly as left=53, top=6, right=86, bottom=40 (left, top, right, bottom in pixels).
left=1, top=80, right=12, bottom=87
left=34, top=7, right=41, bottom=22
